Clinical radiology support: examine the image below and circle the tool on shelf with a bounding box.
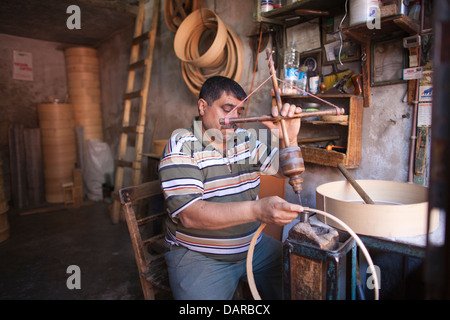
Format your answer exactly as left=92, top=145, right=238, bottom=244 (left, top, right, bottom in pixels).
left=324, top=71, right=355, bottom=94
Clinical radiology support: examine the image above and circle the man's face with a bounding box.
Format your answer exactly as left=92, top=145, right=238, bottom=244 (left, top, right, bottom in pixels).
left=198, top=91, right=244, bottom=146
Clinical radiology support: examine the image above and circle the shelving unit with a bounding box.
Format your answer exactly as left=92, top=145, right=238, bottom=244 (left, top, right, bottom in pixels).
left=274, top=94, right=363, bottom=168
left=254, top=0, right=346, bottom=26
left=255, top=1, right=421, bottom=108
left=259, top=1, right=420, bottom=167
left=342, top=14, right=420, bottom=108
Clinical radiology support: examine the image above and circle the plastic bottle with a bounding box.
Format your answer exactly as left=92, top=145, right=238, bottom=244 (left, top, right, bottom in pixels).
left=408, top=1, right=421, bottom=22
left=283, top=41, right=300, bottom=94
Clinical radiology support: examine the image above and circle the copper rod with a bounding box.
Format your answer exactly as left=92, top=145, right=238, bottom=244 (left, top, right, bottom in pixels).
left=220, top=108, right=345, bottom=125
left=266, top=48, right=290, bottom=148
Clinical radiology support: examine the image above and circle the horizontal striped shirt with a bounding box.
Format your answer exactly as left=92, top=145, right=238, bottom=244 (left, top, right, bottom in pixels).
left=158, top=117, right=278, bottom=261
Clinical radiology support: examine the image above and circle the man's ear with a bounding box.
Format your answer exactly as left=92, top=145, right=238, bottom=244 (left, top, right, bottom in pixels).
left=198, top=98, right=207, bottom=116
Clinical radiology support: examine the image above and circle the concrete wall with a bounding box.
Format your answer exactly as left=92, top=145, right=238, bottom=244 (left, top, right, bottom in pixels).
left=0, top=0, right=417, bottom=210
left=97, top=0, right=274, bottom=187
left=0, top=33, right=69, bottom=201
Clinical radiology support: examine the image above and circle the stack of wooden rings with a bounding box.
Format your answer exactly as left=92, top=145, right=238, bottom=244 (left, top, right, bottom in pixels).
left=65, top=47, right=104, bottom=141
left=0, top=154, right=9, bottom=243
left=174, top=8, right=244, bottom=96
left=37, top=103, right=77, bottom=203
left=164, top=0, right=203, bottom=33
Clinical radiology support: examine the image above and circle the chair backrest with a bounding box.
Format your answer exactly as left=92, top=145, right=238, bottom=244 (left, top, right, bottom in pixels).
left=259, top=175, right=286, bottom=241
left=119, top=180, right=171, bottom=299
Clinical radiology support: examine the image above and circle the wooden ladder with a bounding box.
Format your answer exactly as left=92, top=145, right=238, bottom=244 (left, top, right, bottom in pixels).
left=111, top=0, right=160, bottom=224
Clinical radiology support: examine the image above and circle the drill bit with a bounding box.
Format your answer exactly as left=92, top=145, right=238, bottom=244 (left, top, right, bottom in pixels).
left=296, top=192, right=309, bottom=223
left=297, top=192, right=303, bottom=207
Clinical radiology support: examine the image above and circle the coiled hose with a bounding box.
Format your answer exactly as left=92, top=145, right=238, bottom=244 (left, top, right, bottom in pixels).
left=246, top=207, right=380, bottom=300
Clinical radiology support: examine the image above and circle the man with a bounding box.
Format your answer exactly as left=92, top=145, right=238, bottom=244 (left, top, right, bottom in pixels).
left=159, top=76, right=303, bottom=299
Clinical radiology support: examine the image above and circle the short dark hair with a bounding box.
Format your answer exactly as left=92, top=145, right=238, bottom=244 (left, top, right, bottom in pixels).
left=199, top=76, right=247, bottom=105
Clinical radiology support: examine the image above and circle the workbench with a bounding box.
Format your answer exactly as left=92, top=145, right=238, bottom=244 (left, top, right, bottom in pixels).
left=283, top=210, right=445, bottom=299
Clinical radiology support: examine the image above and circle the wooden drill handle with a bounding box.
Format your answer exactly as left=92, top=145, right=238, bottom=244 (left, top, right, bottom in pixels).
left=337, top=163, right=375, bottom=205
left=266, top=48, right=290, bottom=148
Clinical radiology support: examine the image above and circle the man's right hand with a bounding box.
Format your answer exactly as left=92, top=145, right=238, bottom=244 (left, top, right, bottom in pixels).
left=255, top=196, right=302, bottom=226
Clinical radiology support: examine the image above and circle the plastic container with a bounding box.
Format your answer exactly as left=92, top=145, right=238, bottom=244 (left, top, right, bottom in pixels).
left=261, top=0, right=273, bottom=12
left=283, top=41, right=300, bottom=94
left=298, top=66, right=308, bottom=95
left=349, top=0, right=380, bottom=26
left=408, top=1, right=421, bottom=22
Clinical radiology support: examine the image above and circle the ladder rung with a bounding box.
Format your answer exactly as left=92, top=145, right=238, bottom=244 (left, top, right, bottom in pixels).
left=123, top=90, right=142, bottom=100
left=122, top=125, right=145, bottom=134
left=132, top=31, right=151, bottom=45
left=128, top=59, right=148, bottom=71
left=115, top=160, right=141, bottom=169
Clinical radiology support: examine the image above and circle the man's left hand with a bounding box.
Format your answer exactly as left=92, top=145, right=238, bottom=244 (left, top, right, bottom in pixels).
left=262, top=103, right=302, bottom=147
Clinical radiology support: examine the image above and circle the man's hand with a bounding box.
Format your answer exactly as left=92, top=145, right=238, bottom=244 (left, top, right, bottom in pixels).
left=262, top=103, right=302, bottom=147
left=254, top=196, right=302, bottom=226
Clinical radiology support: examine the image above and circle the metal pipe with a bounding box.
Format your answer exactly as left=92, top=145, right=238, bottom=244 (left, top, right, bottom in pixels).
left=220, top=108, right=345, bottom=125
left=407, top=0, right=425, bottom=183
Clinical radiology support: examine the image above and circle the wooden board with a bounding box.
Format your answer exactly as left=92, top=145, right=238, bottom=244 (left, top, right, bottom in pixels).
left=8, top=124, right=27, bottom=208
left=290, top=254, right=325, bottom=300
left=23, top=128, right=45, bottom=206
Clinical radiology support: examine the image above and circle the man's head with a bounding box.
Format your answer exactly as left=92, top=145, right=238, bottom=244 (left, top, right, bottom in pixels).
left=199, top=76, right=247, bottom=106
left=197, top=76, right=247, bottom=147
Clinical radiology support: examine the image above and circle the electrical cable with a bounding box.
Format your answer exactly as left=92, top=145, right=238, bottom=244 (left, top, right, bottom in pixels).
left=338, top=0, right=349, bottom=65
left=246, top=207, right=380, bottom=300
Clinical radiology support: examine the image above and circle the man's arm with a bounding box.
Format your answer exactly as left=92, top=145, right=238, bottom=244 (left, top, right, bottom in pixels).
left=177, top=196, right=302, bottom=230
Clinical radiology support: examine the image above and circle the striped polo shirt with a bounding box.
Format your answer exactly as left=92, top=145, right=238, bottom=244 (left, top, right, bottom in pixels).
left=158, top=117, right=279, bottom=261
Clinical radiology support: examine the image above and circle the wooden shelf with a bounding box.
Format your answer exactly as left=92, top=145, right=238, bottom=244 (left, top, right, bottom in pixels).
left=255, top=0, right=346, bottom=26
left=273, top=94, right=363, bottom=168
left=342, top=14, right=420, bottom=108
left=342, top=14, right=420, bottom=43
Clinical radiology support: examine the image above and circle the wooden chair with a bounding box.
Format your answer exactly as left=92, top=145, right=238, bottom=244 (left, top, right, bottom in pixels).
left=259, top=174, right=286, bottom=241
left=118, top=180, right=172, bottom=300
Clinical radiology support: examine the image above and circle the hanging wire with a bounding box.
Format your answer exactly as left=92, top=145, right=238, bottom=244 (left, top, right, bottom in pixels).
left=338, top=0, right=349, bottom=65
left=224, top=74, right=342, bottom=119
left=225, top=73, right=274, bottom=117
